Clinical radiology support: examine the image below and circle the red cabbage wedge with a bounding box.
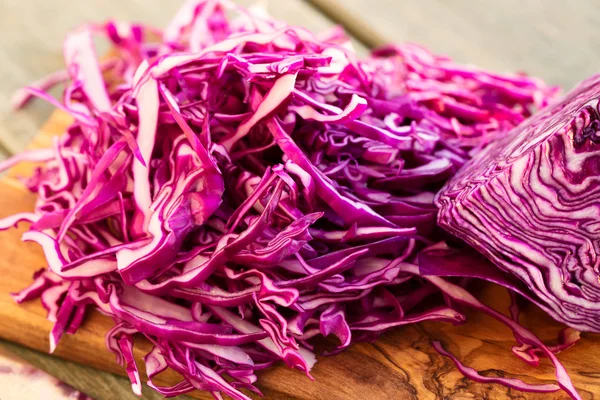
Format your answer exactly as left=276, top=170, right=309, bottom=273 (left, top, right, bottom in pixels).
left=438, top=74, right=600, bottom=333
left=1, top=0, right=585, bottom=398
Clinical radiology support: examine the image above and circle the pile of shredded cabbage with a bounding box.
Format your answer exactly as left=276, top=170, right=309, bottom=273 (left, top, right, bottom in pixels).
left=0, top=1, right=582, bottom=398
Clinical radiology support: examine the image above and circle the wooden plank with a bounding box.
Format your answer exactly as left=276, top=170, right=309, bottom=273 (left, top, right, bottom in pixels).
left=2, top=110, right=600, bottom=399
left=308, top=0, right=600, bottom=89
left=0, top=340, right=169, bottom=400
left=305, top=0, right=387, bottom=49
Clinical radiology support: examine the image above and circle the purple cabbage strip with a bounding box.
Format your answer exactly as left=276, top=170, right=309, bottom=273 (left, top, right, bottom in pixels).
left=432, top=341, right=561, bottom=393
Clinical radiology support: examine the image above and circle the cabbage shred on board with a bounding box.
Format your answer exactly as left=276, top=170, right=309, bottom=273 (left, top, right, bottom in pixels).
left=0, top=0, right=585, bottom=398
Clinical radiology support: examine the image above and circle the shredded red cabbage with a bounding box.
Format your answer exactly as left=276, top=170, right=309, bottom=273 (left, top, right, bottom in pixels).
left=2, top=1, right=581, bottom=398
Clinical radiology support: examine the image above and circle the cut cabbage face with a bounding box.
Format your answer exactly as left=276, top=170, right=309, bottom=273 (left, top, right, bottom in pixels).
left=438, top=74, right=600, bottom=332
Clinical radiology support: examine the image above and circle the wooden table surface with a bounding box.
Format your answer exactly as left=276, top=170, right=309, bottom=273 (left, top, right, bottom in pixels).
left=0, top=1, right=599, bottom=399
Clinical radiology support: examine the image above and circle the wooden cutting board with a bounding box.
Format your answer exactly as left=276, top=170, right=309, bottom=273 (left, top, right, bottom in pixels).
left=1, top=112, right=599, bottom=400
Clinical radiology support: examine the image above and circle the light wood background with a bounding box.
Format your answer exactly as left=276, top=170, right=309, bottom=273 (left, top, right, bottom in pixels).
left=0, top=1, right=599, bottom=399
